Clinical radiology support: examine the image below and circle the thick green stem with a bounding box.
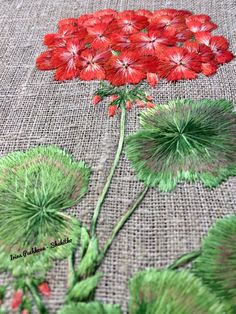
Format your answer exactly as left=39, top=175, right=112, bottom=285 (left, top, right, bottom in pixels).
left=67, top=252, right=76, bottom=288
left=98, top=186, right=149, bottom=265
left=168, top=250, right=201, bottom=270
left=91, top=104, right=126, bottom=236
left=26, top=280, right=49, bottom=314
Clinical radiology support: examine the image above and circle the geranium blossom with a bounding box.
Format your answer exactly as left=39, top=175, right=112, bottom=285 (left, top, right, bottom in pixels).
left=130, top=29, right=176, bottom=55
left=157, top=47, right=202, bottom=81
left=36, top=9, right=234, bottom=116
left=79, top=49, right=111, bottom=80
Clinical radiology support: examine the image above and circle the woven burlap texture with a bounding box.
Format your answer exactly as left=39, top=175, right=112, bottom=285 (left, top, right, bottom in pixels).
left=0, top=0, right=236, bottom=313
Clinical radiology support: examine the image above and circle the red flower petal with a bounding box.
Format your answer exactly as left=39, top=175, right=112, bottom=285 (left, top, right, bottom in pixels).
left=201, top=61, right=218, bottom=76
left=147, top=72, right=159, bottom=87
left=195, top=31, right=211, bottom=46
left=186, top=14, right=211, bottom=24
left=210, top=36, right=229, bottom=51
left=36, top=51, right=56, bottom=70
left=130, top=29, right=176, bottom=55
left=58, top=18, right=78, bottom=29
left=215, top=50, right=234, bottom=64
left=55, top=65, right=80, bottom=81
left=186, top=20, right=217, bottom=33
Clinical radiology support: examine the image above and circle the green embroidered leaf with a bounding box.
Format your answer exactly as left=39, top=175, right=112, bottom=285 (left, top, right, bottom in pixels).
left=0, top=146, right=91, bottom=276
left=67, top=272, right=102, bottom=301
left=76, top=237, right=99, bottom=278
left=125, top=99, right=236, bottom=191
left=128, top=269, right=230, bottom=313
left=58, top=302, right=121, bottom=314
left=193, top=215, right=236, bottom=310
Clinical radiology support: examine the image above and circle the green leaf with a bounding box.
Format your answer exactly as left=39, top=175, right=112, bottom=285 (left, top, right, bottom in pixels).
left=193, top=215, right=236, bottom=310
left=125, top=99, right=236, bottom=191
left=67, top=272, right=102, bottom=301
left=76, top=237, right=99, bottom=278
left=0, top=146, right=91, bottom=276
left=128, top=269, right=230, bottom=313
left=58, top=302, right=121, bottom=314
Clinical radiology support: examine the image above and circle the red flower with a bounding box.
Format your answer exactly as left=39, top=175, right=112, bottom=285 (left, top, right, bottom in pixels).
left=92, top=95, right=102, bottom=106
left=147, top=73, right=159, bottom=87
left=79, top=49, right=111, bottom=81
left=11, top=290, right=23, bottom=310
left=105, top=51, right=158, bottom=86
left=111, top=12, right=148, bottom=34
left=186, top=14, right=217, bottom=33
left=184, top=41, right=214, bottom=62
left=21, top=310, right=29, bottom=314
left=184, top=41, right=217, bottom=76
left=157, top=47, right=202, bottom=81
left=36, top=9, right=234, bottom=88
left=130, top=29, right=176, bottom=55
left=86, top=23, right=112, bottom=49
left=195, top=32, right=234, bottom=64
left=38, top=282, right=51, bottom=297
left=44, top=25, right=87, bottom=48
left=51, top=38, right=85, bottom=80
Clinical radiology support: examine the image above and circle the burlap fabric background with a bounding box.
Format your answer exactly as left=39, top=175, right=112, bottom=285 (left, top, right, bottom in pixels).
left=0, top=0, right=236, bottom=313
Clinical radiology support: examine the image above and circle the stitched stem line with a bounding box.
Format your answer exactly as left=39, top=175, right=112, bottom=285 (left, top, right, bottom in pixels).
left=168, top=250, right=201, bottom=270
left=97, top=186, right=149, bottom=265
left=90, top=103, right=126, bottom=236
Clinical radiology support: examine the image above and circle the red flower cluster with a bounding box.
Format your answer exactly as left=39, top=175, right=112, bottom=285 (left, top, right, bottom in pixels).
left=36, top=9, right=234, bottom=85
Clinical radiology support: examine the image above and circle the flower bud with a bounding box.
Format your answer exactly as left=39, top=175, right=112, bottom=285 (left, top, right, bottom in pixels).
left=146, top=95, right=153, bottom=101
left=126, top=100, right=132, bottom=110
left=110, top=94, right=119, bottom=102
left=147, top=73, right=159, bottom=87
left=11, top=290, right=23, bottom=310
left=146, top=102, right=155, bottom=108
left=92, top=95, right=102, bottom=106
left=38, top=282, right=51, bottom=297
left=108, top=105, right=117, bottom=117
left=136, top=99, right=145, bottom=108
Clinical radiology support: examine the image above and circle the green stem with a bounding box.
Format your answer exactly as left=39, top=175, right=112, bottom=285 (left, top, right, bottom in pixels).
left=67, top=252, right=76, bottom=288
left=26, top=280, right=49, bottom=314
left=91, top=104, right=126, bottom=236
left=97, top=186, right=149, bottom=265
left=168, top=250, right=201, bottom=270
